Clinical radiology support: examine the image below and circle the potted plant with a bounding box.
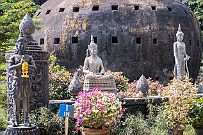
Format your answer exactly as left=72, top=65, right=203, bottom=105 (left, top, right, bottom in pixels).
left=74, top=87, right=122, bottom=135
left=189, top=97, right=203, bottom=135
left=161, top=78, right=197, bottom=135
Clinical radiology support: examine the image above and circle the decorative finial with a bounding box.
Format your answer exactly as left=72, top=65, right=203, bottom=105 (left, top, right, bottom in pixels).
left=178, top=24, right=182, bottom=32
left=176, top=24, right=184, bottom=38
left=136, top=74, right=149, bottom=97
left=19, top=13, right=35, bottom=38
left=91, top=35, right=94, bottom=43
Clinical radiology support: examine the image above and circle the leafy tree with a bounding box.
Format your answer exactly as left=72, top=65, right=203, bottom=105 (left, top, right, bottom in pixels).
left=185, top=0, right=203, bottom=38
left=0, top=0, right=39, bottom=54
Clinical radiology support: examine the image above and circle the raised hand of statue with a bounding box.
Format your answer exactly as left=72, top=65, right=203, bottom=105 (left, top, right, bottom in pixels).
left=184, top=55, right=190, bottom=61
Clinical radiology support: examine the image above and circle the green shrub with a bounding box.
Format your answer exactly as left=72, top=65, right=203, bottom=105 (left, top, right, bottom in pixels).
left=0, top=83, right=6, bottom=108
left=30, top=107, right=64, bottom=135
left=184, top=125, right=195, bottom=135
left=0, top=63, right=6, bottom=71
left=189, top=97, right=203, bottom=128
left=150, top=114, right=168, bottom=135
left=0, top=62, right=6, bottom=80
left=49, top=55, right=72, bottom=100
left=0, top=82, right=7, bottom=131
left=161, top=78, right=197, bottom=130
left=0, top=105, right=7, bottom=131
left=106, top=71, right=129, bottom=92
left=112, top=112, right=194, bottom=135
left=112, top=114, right=151, bottom=135
left=125, top=78, right=165, bottom=97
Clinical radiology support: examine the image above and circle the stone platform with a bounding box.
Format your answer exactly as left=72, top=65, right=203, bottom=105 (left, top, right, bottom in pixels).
left=4, top=124, right=40, bottom=135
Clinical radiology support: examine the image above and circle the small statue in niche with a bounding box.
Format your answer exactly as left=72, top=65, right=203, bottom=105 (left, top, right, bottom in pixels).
left=173, top=24, right=190, bottom=80
left=8, top=32, right=36, bottom=127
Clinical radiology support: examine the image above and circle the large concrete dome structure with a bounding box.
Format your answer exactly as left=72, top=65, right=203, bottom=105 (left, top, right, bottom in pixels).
left=33, top=0, right=202, bottom=82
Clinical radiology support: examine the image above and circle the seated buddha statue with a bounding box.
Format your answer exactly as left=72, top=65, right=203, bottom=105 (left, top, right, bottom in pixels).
left=83, top=35, right=111, bottom=79
left=83, top=35, right=116, bottom=92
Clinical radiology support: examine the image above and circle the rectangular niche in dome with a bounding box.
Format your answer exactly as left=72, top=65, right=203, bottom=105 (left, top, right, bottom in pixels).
left=73, top=7, right=79, bottom=12
left=92, top=5, right=99, bottom=11
left=91, top=37, right=97, bottom=43
left=37, top=12, right=41, bottom=16
left=112, top=36, right=118, bottom=43
left=134, top=5, right=139, bottom=10
left=111, top=5, right=118, bottom=10
left=153, top=38, right=158, bottom=44
left=54, top=38, right=60, bottom=44
left=136, top=37, right=141, bottom=44
left=151, top=6, right=156, bottom=10
left=72, top=37, right=78, bottom=43
left=59, top=8, right=65, bottom=12
left=40, top=38, right=44, bottom=45
left=46, top=10, right=51, bottom=15
left=167, top=7, right=172, bottom=11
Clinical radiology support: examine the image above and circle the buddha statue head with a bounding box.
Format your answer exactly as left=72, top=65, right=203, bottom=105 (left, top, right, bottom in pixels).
left=87, top=35, right=98, bottom=57
left=176, top=24, right=184, bottom=42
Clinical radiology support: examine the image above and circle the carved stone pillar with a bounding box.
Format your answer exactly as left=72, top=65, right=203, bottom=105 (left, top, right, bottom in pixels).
left=27, top=42, right=50, bottom=110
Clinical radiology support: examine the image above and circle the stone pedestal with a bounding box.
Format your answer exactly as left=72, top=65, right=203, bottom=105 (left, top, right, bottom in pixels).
left=83, top=77, right=116, bottom=92
left=4, top=124, right=40, bottom=135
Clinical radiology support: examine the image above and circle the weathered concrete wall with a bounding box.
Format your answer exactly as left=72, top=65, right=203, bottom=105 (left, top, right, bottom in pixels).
left=33, top=0, right=202, bottom=83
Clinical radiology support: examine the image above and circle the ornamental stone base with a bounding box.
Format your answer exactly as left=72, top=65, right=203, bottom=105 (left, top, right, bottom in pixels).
left=4, top=124, right=40, bottom=135
left=83, top=78, right=116, bottom=92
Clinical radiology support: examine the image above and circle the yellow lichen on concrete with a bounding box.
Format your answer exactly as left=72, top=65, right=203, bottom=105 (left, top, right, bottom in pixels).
left=69, top=20, right=76, bottom=29
left=82, top=17, right=89, bottom=31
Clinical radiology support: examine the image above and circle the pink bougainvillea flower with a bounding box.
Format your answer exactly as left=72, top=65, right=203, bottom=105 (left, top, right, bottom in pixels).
left=75, top=126, right=81, bottom=131
left=74, top=87, right=122, bottom=129
left=78, top=118, right=83, bottom=124
left=120, top=106, right=124, bottom=112
left=102, top=126, right=108, bottom=130
left=84, top=108, right=91, bottom=116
